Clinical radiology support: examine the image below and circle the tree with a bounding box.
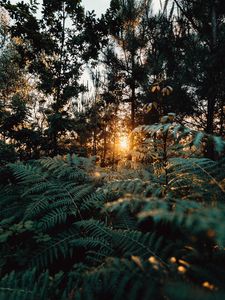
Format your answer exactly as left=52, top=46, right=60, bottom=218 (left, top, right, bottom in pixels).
left=1, top=0, right=106, bottom=155
left=160, top=0, right=225, bottom=158
left=104, top=0, right=151, bottom=133
left=0, top=6, right=42, bottom=159
left=169, top=0, right=225, bottom=136
left=103, top=0, right=197, bottom=136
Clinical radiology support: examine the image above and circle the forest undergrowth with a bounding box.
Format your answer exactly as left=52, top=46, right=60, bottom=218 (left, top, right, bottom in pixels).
left=0, top=121, right=225, bottom=300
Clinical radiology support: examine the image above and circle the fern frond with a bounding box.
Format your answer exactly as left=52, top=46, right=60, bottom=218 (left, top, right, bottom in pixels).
left=40, top=156, right=88, bottom=181
left=138, top=199, right=225, bottom=247
left=31, top=227, right=79, bottom=269
left=70, top=237, right=111, bottom=252
left=38, top=208, right=68, bottom=230
left=80, top=192, right=106, bottom=212
left=9, top=163, right=47, bottom=184
left=113, top=230, right=169, bottom=265
left=74, top=219, right=113, bottom=241
left=24, top=195, right=50, bottom=220
left=165, top=281, right=225, bottom=300
left=0, top=269, right=50, bottom=300
left=168, top=158, right=225, bottom=197
left=73, top=257, right=164, bottom=300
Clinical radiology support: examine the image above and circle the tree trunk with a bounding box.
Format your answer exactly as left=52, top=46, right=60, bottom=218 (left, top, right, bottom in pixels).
left=131, top=84, right=136, bottom=131
left=206, top=0, right=217, bottom=135
left=101, top=127, right=107, bottom=166
left=219, top=99, right=224, bottom=136
left=92, top=129, right=97, bottom=156
left=205, top=1, right=217, bottom=158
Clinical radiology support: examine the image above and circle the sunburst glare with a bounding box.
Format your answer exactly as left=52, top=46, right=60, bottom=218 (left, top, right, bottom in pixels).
left=119, top=136, right=129, bottom=151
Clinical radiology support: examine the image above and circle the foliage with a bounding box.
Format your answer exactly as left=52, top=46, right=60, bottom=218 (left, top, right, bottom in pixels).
left=0, top=126, right=225, bottom=299
left=0, top=0, right=225, bottom=299
left=0, top=140, right=16, bottom=164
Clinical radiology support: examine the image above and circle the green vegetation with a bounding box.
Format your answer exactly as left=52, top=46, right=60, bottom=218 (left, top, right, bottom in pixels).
left=0, top=124, right=224, bottom=299
left=0, top=0, right=225, bottom=299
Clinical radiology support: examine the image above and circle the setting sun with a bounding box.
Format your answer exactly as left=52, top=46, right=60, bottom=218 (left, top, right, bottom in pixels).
left=119, top=136, right=129, bottom=151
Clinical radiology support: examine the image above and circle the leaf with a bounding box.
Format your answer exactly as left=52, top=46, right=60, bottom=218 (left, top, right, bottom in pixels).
left=131, top=255, right=144, bottom=271
left=193, top=132, right=204, bottom=147
left=168, top=113, right=176, bottom=121
left=153, top=101, right=158, bottom=109
left=152, top=85, right=160, bottom=93
left=173, top=125, right=182, bottom=139
left=0, top=231, right=13, bottom=243
left=213, top=136, right=225, bottom=153
left=147, top=103, right=153, bottom=112
left=160, top=116, right=169, bottom=124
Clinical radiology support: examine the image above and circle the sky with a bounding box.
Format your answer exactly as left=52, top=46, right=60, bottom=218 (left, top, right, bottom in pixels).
left=82, top=0, right=160, bottom=16
left=82, top=0, right=111, bottom=17
left=9, top=0, right=111, bottom=15
left=10, top=0, right=160, bottom=16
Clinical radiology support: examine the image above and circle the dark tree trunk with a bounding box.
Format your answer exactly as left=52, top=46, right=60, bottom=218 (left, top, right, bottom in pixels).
left=206, top=1, right=217, bottom=136
left=131, top=84, right=136, bottom=131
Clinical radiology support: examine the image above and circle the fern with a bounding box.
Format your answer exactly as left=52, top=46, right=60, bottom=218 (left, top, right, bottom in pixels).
left=38, top=207, right=68, bottom=230
left=1, top=145, right=225, bottom=300
left=31, top=226, right=79, bottom=269
left=0, top=268, right=67, bottom=300
left=70, top=237, right=112, bottom=253
left=74, top=219, right=113, bottom=241
left=165, top=281, right=225, bottom=300
left=112, top=230, right=169, bottom=265
left=161, top=123, right=224, bottom=153
left=8, top=158, right=103, bottom=223
left=168, top=157, right=225, bottom=200
left=0, top=269, right=50, bottom=300
left=138, top=198, right=225, bottom=247
left=72, top=257, right=164, bottom=300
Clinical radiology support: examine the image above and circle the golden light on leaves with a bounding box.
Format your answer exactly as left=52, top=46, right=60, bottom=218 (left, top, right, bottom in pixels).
left=12, top=36, right=24, bottom=46
left=94, top=172, right=101, bottom=178
left=152, top=265, right=159, bottom=270
left=123, top=18, right=141, bottom=30
left=151, top=85, right=161, bottom=93
left=178, top=259, right=190, bottom=267
left=131, top=255, right=144, bottom=270
left=143, top=102, right=158, bottom=113
left=148, top=256, right=160, bottom=270
left=202, top=281, right=216, bottom=291
left=170, top=257, right=176, bottom=263
left=148, top=256, right=158, bottom=264
left=177, top=266, right=187, bottom=274
left=162, top=86, right=173, bottom=96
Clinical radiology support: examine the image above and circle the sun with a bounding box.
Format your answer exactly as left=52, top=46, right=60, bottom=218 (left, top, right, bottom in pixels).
left=119, top=136, right=129, bottom=151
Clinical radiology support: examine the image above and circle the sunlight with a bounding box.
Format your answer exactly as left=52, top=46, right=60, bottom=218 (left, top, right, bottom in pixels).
left=119, top=136, right=129, bottom=151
